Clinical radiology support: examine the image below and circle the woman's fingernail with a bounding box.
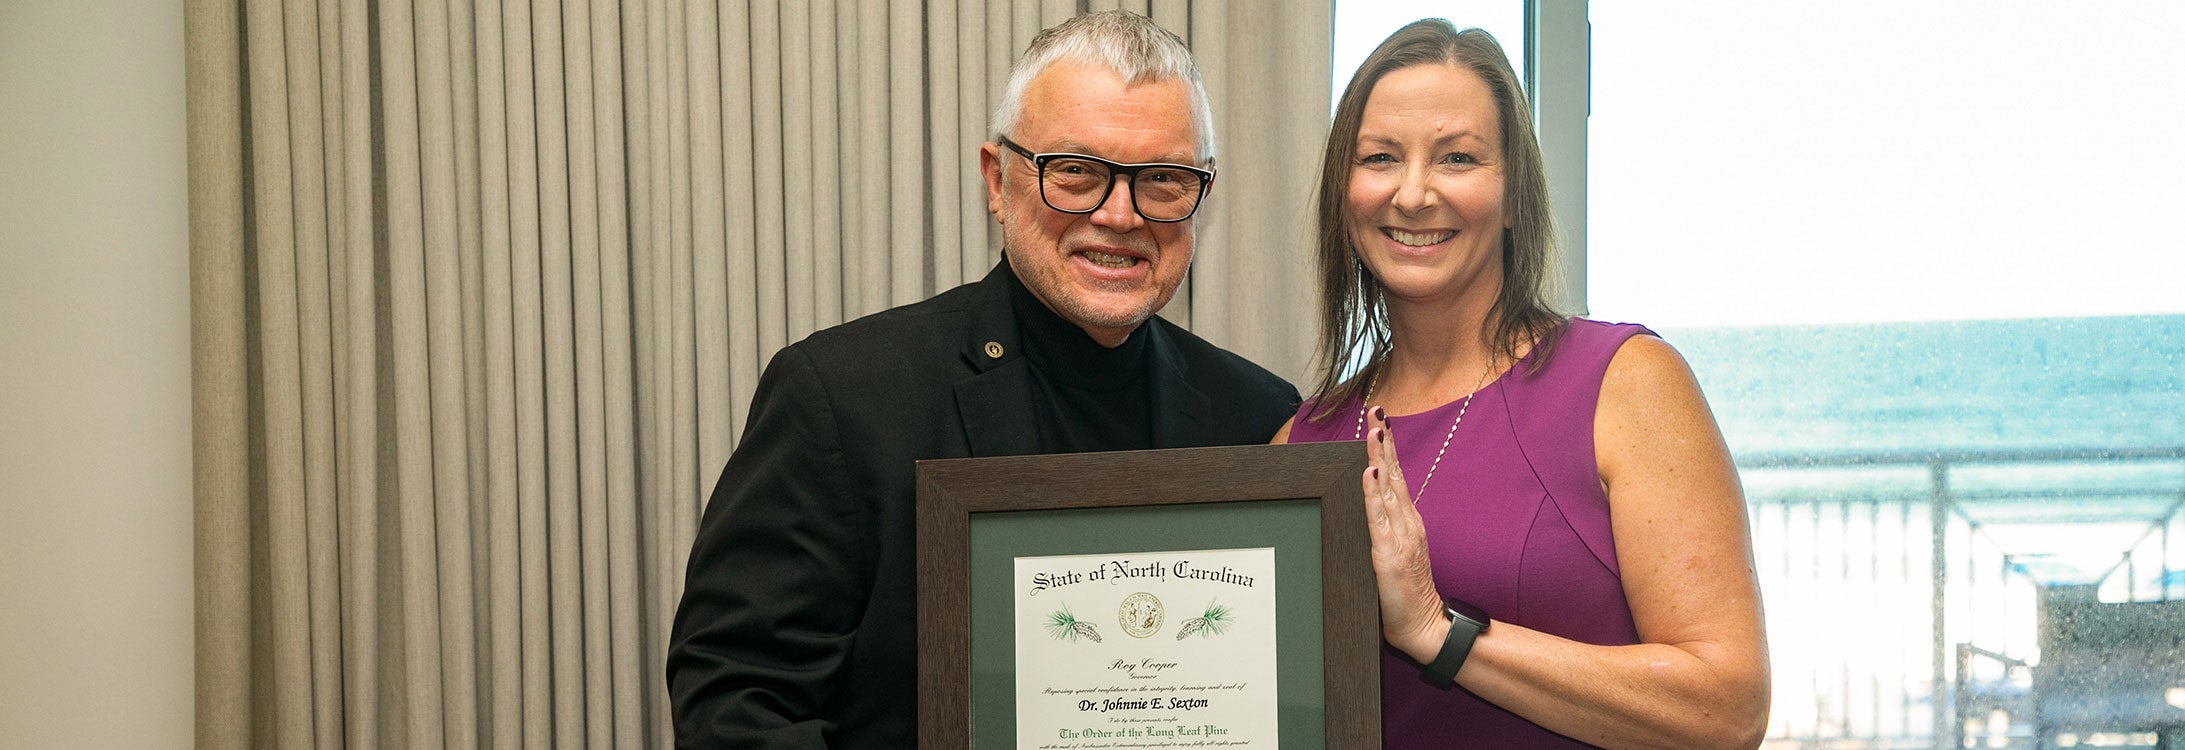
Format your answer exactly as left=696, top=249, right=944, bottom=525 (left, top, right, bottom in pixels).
left=1371, top=406, right=1384, bottom=421
left=1369, top=467, right=1380, bottom=480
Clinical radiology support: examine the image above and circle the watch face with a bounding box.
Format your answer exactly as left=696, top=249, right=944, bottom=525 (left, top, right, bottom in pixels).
left=1446, top=598, right=1490, bottom=629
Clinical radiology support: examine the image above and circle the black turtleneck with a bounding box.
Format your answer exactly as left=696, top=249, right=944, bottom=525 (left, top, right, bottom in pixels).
left=1002, top=266, right=1155, bottom=454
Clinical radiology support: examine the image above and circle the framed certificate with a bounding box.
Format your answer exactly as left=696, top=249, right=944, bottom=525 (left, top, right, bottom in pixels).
left=914, top=442, right=1380, bottom=748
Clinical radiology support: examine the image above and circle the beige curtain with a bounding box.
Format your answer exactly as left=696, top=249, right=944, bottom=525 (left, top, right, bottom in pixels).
left=186, top=1, right=1329, bottom=747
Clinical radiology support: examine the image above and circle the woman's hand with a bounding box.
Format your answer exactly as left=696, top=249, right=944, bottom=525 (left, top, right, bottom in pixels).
left=1362, top=407, right=1452, bottom=662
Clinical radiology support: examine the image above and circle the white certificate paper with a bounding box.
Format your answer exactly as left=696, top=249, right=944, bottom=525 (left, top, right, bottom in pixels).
left=1014, top=547, right=1279, bottom=748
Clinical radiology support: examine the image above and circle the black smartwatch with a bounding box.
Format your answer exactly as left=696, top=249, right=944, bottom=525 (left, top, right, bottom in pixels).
left=1419, top=598, right=1490, bottom=685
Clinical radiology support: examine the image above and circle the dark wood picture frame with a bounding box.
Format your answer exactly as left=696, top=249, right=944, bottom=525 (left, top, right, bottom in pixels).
left=914, top=441, right=1380, bottom=748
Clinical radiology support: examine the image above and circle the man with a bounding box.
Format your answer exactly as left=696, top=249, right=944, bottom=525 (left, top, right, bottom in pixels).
left=666, top=11, right=1298, bottom=748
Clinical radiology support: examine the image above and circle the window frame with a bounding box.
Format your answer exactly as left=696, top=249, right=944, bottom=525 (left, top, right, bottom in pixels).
left=1527, top=0, right=1591, bottom=316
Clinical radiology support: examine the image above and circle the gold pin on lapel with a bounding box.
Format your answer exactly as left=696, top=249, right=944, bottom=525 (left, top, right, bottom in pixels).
left=983, top=341, right=1004, bottom=359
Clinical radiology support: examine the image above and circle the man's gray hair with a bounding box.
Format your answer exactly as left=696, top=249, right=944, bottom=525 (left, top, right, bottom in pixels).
left=989, top=10, right=1216, bottom=163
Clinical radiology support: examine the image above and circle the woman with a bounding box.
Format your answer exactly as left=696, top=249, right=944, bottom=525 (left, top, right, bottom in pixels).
left=1273, top=20, right=1770, bottom=748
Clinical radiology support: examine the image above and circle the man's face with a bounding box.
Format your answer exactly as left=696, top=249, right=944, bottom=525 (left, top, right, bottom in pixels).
left=980, top=60, right=1203, bottom=347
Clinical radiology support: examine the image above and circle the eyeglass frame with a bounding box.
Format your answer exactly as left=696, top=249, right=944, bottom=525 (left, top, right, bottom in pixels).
left=995, top=135, right=1216, bottom=223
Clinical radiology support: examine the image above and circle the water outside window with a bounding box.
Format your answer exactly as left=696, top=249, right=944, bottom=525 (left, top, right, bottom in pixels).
left=1338, top=2, right=2185, bottom=747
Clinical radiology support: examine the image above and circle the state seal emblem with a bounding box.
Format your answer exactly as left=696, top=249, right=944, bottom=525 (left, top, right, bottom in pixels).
left=1118, top=592, right=1163, bottom=639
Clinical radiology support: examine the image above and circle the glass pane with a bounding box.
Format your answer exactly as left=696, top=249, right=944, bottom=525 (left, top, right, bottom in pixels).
left=1590, top=3, right=2185, bottom=748
left=1333, top=1, right=1526, bottom=111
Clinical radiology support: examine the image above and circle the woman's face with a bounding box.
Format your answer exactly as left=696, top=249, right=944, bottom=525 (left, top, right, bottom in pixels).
left=1346, top=63, right=1507, bottom=310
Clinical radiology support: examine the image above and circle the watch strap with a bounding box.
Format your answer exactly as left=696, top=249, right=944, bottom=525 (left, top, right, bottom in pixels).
left=1419, top=601, right=1487, bottom=685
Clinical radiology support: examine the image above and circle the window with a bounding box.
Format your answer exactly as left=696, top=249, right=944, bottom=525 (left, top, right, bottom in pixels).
left=1588, top=4, right=2185, bottom=748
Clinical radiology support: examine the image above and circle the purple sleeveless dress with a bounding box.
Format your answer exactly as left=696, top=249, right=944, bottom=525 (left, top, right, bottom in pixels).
left=1287, top=318, right=1653, bottom=749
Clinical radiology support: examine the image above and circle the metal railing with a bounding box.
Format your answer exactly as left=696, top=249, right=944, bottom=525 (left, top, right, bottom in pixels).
left=1737, top=447, right=2185, bottom=750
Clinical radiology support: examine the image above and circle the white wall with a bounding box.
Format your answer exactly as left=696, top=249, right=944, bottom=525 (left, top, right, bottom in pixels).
left=0, top=0, right=194, bottom=747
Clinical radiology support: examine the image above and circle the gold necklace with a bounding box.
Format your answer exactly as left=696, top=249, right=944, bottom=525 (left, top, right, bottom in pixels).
left=1353, top=363, right=1490, bottom=500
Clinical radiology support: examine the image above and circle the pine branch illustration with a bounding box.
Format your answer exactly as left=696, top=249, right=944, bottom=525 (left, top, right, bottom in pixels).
left=1044, top=604, right=1102, bottom=643
left=1176, top=600, right=1235, bottom=639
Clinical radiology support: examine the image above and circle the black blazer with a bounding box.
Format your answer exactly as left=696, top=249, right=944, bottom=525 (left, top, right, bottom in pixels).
left=667, top=262, right=1299, bottom=748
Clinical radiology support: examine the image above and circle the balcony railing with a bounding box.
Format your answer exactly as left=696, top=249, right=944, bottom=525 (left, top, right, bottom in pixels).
left=1736, top=447, right=2185, bottom=750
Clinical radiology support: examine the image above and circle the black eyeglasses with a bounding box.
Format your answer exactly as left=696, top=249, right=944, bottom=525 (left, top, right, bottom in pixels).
left=997, top=136, right=1214, bottom=223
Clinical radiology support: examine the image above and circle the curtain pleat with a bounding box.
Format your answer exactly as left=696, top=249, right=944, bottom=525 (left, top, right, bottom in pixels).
left=778, top=1, right=813, bottom=334
left=850, top=2, right=887, bottom=319
left=419, top=2, right=486, bottom=747
left=489, top=1, right=554, bottom=746
left=584, top=3, right=647, bottom=745
left=952, top=0, right=991, bottom=285
left=886, top=2, right=923, bottom=307
left=747, top=2, right=786, bottom=361
left=984, top=0, right=1013, bottom=266
left=686, top=1, right=730, bottom=627
left=190, top=2, right=1326, bottom=746
left=185, top=0, right=250, bottom=743
left=289, top=3, right=349, bottom=748
left=716, top=1, right=757, bottom=473
left=328, top=0, right=382, bottom=745
left=239, top=2, right=312, bottom=748
left=469, top=1, right=521, bottom=746
left=807, top=2, right=845, bottom=329
left=625, top=0, right=675, bottom=743
left=927, top=0, right=963, bottom=295
left=369, top=1, right=445, bottom=746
